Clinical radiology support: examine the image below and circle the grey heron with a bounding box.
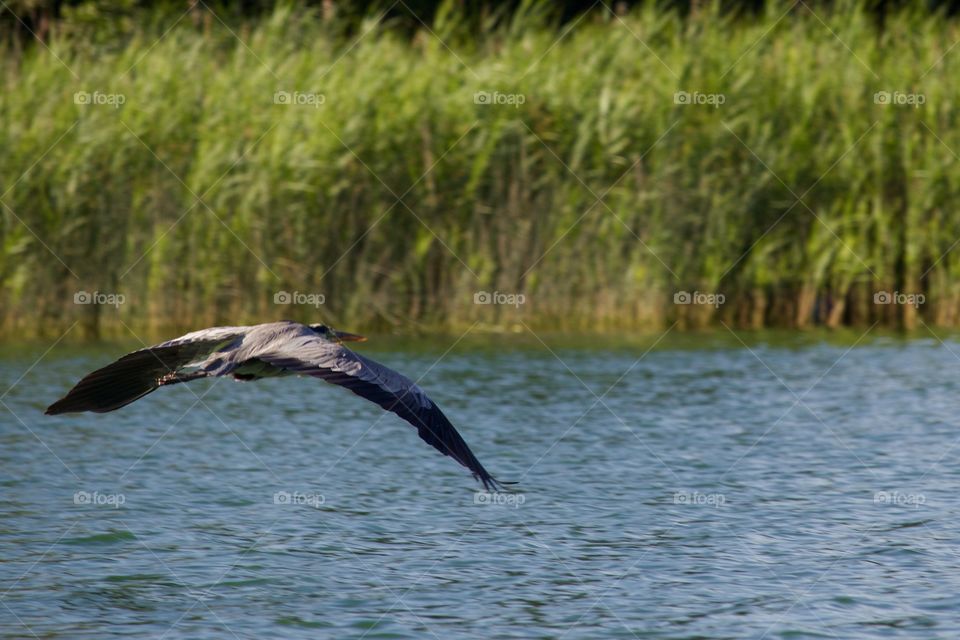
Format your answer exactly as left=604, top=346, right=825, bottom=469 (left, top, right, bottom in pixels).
left=46, top=321, right=509, bottom=491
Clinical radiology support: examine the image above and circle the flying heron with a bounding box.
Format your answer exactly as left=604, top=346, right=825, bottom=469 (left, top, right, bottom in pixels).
left=46, top=321, right=509, bottom=491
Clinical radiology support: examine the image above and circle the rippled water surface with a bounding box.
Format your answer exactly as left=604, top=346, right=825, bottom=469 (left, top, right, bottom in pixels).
left=3, top=331, right=960, bottom=638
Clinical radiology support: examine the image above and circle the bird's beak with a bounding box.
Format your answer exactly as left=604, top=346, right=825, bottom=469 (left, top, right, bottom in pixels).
left=335, top=330, right=367, bottom=342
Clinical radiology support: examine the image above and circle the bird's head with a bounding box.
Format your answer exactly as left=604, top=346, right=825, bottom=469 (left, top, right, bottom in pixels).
left=308, top=323, right=367, bottom=343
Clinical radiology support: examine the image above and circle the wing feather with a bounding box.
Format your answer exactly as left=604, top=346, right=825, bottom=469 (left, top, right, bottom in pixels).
left=45, top=328, right=246, bottom=414
left=256, top=336, right=507, bottom=490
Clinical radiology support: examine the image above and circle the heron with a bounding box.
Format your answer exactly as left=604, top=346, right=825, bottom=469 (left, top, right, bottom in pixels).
left=46, top=320, right=509, bottom=491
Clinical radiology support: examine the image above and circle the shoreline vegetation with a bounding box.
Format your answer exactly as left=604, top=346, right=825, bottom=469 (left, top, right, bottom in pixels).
left=3, top=2, right=960, bottom=338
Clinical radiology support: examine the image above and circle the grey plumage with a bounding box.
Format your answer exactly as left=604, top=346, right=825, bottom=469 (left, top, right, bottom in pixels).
left=46, top=321, right=508, bottom=490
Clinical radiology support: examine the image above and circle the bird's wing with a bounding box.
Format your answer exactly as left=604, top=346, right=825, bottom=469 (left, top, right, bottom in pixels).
left=254, top=334, right=507, bottom=490
left=45, top=326, right=248, bottom=415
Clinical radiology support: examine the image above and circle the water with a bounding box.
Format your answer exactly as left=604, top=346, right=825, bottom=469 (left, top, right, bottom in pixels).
left=2, top=332, right=960, bottom=639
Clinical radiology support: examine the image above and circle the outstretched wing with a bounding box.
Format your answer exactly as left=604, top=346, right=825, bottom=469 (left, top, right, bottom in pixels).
left=254, top=333, right=507, bottom=491
left=45, top=326, right=247, bottom=415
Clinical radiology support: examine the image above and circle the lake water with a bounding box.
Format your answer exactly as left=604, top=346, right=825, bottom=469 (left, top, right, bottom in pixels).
left=2, top=331, right=960, bottom=639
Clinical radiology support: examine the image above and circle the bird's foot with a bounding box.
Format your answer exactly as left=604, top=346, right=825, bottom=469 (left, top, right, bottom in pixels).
left=158, top=371, right=208, bottom=386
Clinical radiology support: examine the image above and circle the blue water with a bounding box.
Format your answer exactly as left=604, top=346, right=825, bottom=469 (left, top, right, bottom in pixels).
left=2, top=332, right=960, bottom=638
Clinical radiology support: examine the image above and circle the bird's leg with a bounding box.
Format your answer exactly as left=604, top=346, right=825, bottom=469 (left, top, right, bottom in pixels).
left=157, top=370, right=208, bottom=386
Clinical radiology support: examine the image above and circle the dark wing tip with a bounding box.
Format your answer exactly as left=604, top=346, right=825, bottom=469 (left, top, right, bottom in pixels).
left=45, top=396, right=79, bottom=415
left=478, top=475, right=518, bottom=493
left=44, top=394, right=118, bottom=415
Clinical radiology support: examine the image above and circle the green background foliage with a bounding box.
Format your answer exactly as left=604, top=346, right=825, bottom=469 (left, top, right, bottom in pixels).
left=2, top=1, right=959, bottom=337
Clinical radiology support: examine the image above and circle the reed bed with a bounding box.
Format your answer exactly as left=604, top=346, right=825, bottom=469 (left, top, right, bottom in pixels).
left=2, top=2, right=960, bottom=338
